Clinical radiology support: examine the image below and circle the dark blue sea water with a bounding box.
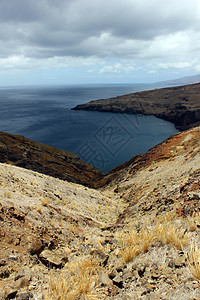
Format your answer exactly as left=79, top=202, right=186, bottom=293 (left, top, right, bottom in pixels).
left=0, top=84, right=178, bottom=173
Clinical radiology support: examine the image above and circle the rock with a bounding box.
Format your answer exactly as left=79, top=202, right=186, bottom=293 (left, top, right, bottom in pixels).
left=138, top=265, right=146, bottom=278
left=15, top=268, right=32, bottom=282
left=168, top=260, right=175, bottom=268
left=151, top=271, right=160, bottom=280
left=99, top=271, right=113, bottom=287
left=0, top=259, right=6, bottom=266
left=17, top=293, right=33, bottom=300
left=90, top=248, right=109, bottom=265
left=145, top=283, right=156, bottom=290
left=112, top=274, right=124, bottom=289
left=108, top=268, right=118, bottom=279
left=63, top=246, right=71, bottom=255
left=9, top=254, right=18, bottom=260
left=17, top=278, right=30, bottom=289
left=32, top=293, right=44, bottom=300
left=27, top=235, right=43, bottom=255
left=122, top=270, right=133, bottom=281
left=14, top=236, right=21, bottom=246
left=114, top=248, right=120, bottom=256
left=4, top=288, right=18, bottom=300
left=0, top=267, right=10, bottom=279
left=193, top=283, right=199, bottom=289
left=174, top=256, right=186, bottom=268
left=39, top=249, right=68, bottom=268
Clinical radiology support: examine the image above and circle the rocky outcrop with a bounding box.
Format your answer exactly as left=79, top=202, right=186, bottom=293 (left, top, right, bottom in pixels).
left=0, top=131, right=104, bottom=187
left=72, top=82, right=200, bottom=131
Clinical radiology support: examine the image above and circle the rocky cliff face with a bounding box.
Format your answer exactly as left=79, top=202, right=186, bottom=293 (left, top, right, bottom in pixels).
left=1, top=127, right=200, bottom=299
left=0, top=131, right=104, bottom=188
left=72, top=82, right=200, bottom=131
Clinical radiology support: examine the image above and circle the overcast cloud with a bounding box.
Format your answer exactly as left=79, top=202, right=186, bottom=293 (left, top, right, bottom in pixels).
left=0, top=0, right=200, bottom=85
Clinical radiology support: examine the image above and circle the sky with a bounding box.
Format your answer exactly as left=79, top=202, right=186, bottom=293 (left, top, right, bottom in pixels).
left=0, top=0, right=200, bottom=86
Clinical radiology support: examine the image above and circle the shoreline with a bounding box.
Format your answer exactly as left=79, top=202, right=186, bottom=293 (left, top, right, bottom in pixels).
left=72, top=82, right=200, bottom=131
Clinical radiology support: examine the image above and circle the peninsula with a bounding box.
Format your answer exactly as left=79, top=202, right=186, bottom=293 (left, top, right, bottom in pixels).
left=72, top=82, right=200, bottom=131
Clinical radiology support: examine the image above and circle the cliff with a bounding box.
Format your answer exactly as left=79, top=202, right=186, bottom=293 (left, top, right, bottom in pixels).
left=72, top=82, right=200, bottom=131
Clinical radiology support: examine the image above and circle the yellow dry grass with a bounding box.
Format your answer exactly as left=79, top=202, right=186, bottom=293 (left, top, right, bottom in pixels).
left=156, top=209, right=177, bottom=223
left=118, top=220, right=189, bottom=263
left=154, top=222, right=189, bottom=250
left=118, top=230, right=140, bottom=263
left=118, top=228, right=156, bottom=263
left=46, top=257, right=105, bottom=300
left=187, top=242, right=200, bottom=281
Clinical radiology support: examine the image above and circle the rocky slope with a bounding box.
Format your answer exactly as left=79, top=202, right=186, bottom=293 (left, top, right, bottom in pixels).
left=1, top=127, right=200, bottom=299
left=72, top=82, right=200, bottom=131
left=101, top=126, right=200, bottom=221
left=0, top=131, right=103, bottom=188
left=0, top=162, right=123, bottom=299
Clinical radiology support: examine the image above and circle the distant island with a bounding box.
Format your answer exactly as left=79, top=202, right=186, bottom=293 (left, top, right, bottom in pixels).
left=156, top=73, right=200, bottom=86
left=72, top=82, right=200, bottom=131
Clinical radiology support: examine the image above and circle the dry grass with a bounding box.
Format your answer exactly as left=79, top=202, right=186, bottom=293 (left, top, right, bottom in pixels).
left=187, top=242, right=200, bottom=281
left=46, top=256, right=105, bottom=300
left=117, top=229, right=146, bottom=263
left=121, top=244, right=141, bottom=263
left=157, top=209, right=177, bottom=223
left=154, top=222, right=189, bottom=250
left=119, top=228, right=156, bottom=263
left=140, top=227, right=156, bottom=253
left=117, top=219, right=189, bottom=263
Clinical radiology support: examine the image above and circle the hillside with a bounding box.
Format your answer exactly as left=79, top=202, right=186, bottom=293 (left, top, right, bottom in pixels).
left=1, top=127, right=200, bottom=299
left=72, top=82, right=200, bottom=131
left=0, top=131, right=103, bottom=188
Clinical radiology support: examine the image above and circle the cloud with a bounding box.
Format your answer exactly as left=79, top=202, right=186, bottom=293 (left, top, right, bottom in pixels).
left=100, top=63, right=135, bottom=73
left=0, top=0, right=200, bottom=79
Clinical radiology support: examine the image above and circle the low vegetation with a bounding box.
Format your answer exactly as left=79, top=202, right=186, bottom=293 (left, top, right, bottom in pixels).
left=117, top=216, right=190, bottom=263
left=46, top=257, right=105, bottom=300
left=187, top=242, right=200, bottom=281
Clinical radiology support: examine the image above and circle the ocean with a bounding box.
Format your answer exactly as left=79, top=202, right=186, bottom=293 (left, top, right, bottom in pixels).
left=0, top=84, right=178, bottom=173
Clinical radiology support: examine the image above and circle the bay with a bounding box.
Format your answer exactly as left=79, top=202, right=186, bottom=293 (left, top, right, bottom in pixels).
left=0, top=84, right=178, bottom=173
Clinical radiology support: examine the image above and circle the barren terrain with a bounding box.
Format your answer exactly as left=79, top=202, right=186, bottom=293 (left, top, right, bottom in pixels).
left=1, top=127, right=200, bottom=299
